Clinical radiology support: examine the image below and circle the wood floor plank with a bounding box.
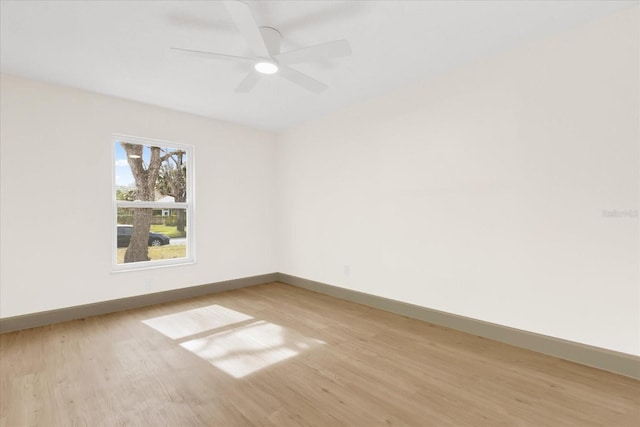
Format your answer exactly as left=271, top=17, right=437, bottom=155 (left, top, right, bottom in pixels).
left=1, top=282, right=638, bottom=426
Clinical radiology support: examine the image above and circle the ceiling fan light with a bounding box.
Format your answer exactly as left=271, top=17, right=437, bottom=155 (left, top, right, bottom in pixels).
left=254, top=61, right=278, bottom=74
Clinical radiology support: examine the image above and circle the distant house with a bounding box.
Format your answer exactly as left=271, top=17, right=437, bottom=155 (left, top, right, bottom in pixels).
left=155, top=195, right=175, bottom=217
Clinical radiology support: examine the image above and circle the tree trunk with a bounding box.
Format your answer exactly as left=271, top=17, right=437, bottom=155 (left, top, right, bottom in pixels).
left=121, top=143, right=165, bottom=263
left=124, top=208, right=152, bottom=263
left=176, top=209, right=186, bottom=232
left=174, top=192, right=186, bottom=232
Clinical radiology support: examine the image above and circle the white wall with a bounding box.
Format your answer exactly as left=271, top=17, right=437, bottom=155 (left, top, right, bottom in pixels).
left=0, top=74, right=277, bottom=318
left=1, top=7, right=638, bottom=357
left=277, top=7, right=640, bottom=355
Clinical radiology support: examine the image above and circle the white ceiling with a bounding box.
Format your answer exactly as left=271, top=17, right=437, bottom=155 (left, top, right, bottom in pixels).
left=1, top=0, right=636, bottom=131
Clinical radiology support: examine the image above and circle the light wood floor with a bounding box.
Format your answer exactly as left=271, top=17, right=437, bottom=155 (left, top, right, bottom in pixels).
left=1, top=282, right=638, bottom=426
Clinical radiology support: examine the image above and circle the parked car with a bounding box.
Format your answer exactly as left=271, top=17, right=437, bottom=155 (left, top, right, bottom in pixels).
left=117, top=225, right=170, bottom=248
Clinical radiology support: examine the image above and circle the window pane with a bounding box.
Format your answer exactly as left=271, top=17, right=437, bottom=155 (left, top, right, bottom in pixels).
left=114, top=141, right=188, bottom=203
left=116, top=208, right=188, bottom=265
left=113, top=135, right=192, bottom=270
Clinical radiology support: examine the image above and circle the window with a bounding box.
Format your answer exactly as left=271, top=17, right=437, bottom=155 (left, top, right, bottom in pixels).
left=113, top=134, right=194, bottom=271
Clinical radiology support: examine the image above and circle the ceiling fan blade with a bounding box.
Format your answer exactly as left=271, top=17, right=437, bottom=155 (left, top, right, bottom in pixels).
left=278, top=66, right=328, bottom=94
left=224, top=1, right=270, bottom=58
left=170, top=47, right=255, bottom=64
left=235, top=72, right=262, bottom=93
left=275, top=40, right=351, bottom=65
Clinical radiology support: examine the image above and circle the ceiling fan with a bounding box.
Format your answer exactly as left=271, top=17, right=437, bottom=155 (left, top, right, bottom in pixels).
left=171, top=0, right=351, bottom=94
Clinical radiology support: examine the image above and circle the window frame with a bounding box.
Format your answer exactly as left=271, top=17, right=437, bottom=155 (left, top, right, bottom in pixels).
left=112, top=133, right=195, bottom=272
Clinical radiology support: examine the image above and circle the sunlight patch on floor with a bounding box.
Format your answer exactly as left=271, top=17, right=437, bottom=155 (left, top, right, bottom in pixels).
left=180, top=320, right=325, bottom=378
left=142, top=304, right=253, bottom=340
left=142, top=305, right=325, bottom=378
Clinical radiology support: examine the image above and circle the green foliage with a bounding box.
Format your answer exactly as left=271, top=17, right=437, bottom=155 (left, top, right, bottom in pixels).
left=116, top=188, right=136, bottom=201
left=118, top=211, right=166, bottom=225
left=117, top=214, right=134, bottom=225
